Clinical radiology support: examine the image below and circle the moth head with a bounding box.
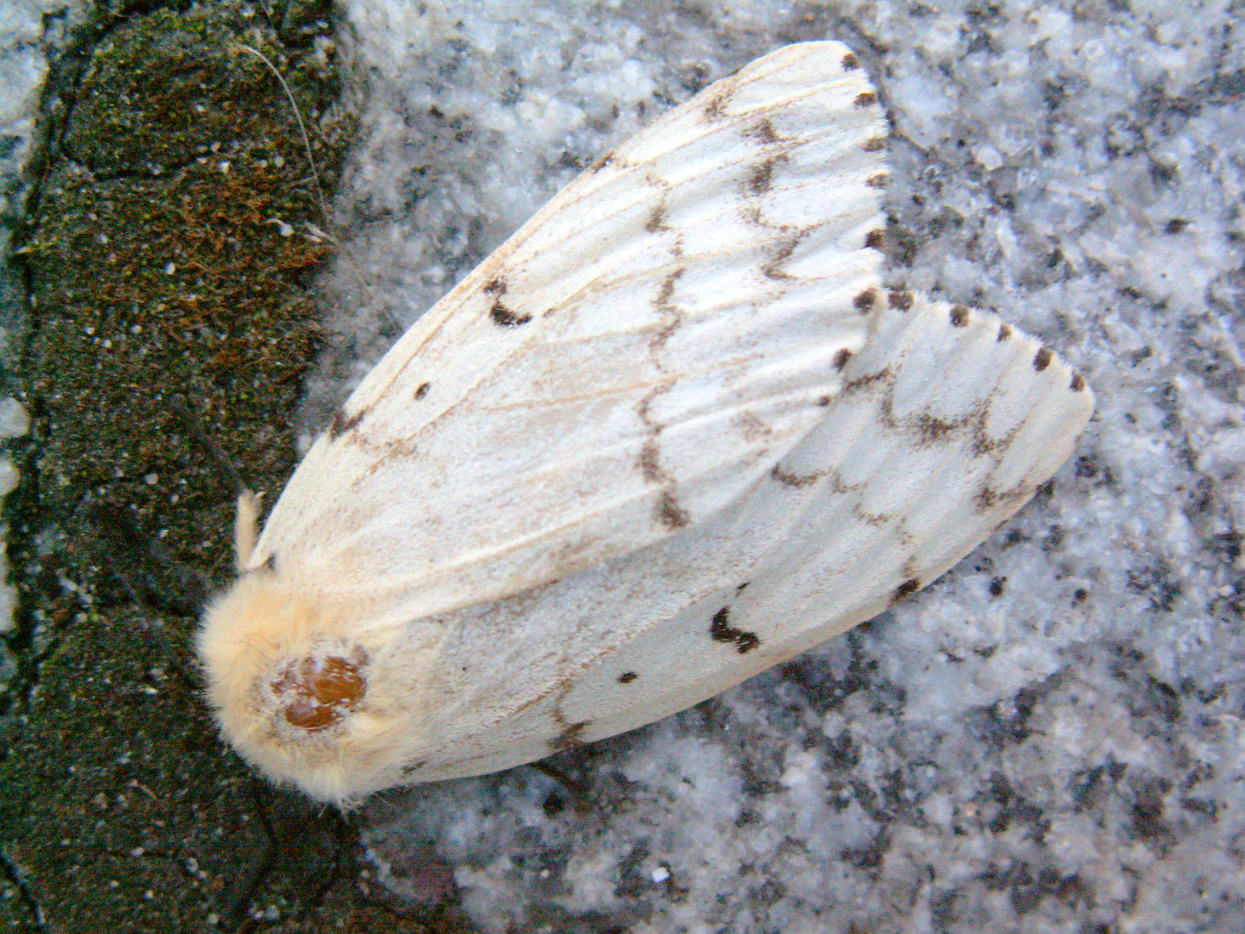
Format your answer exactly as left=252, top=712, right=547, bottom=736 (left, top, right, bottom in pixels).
left=197, top=570, right=407, bottom=805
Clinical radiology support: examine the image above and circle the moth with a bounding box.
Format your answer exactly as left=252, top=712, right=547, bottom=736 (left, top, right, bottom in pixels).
left=198, top=41, right=1094, bottom=805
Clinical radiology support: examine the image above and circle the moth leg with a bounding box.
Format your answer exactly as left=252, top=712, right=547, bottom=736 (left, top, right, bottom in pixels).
left=234, top=489, right=262, bottom=571
left=530, top=760, right=592, bottom=812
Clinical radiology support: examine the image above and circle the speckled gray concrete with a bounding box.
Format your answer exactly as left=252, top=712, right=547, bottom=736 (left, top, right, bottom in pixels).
left=306, top=2, right=1244, bottom=931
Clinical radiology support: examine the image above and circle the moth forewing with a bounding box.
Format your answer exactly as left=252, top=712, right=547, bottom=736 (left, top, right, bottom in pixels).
left=386, top=292, right=1094, bottom=783
left=198, top=41, right=1092, bottom=805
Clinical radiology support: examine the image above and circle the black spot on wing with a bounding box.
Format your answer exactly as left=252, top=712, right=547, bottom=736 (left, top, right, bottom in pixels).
left=414, top=382, right=431, bottom=400
left=833, top=348, right=853, bottom=371
left=891, top=578, right=920, bottom=605
left=841, top=52, right=860, bottom=70
left=865, top=228, right=886, bottom=251
left=484, top=276, right=530, bottom=326
left=1070, top=372, right=1086, bottom=392
left=854, top=91, right=878, bottom=108
left=949, top=305, right=969, bottom=327
left=709, top=607, right=760, bottom=654
left=491, top=301, right=532, bottom=327
left=854, top=288, right=877, bottom=313
left=618, top=672, right=638, bottom=684
left=1033, top=347, right=1053, bottom=371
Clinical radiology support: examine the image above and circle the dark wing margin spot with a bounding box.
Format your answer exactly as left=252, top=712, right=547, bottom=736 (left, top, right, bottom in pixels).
left=709, top=607, right=760, bottom=654
left=491, top=301, right=532, bottom=327
left=854, top=288, right=877, bottom=313
left=1070, top=372, right=1086, bottom=392
left=997, top=323, right=1012, bottom=342
left=891, top=578, right=920, bottom=605
left=1033, top=347, right=1053, bottom=371
left=854, top=91, right=877, bottom=108
left=865, top=229, right=886, bottom=250
left=888, top=290, right=913, bottom=311
left=866, top=172, right=889, bottom=189
left=864, top=136, right=887, bottom=151
left=841, top=52, right=860, bottom=70
left=833, top=348, right=854, bottom=371
left=949, top=305, right=970, bottom=327
left=618, top=672, right=638, bottom=684
left=328, top=407, right=365, bottom=439
left=414, top=382, right=431, bottom=400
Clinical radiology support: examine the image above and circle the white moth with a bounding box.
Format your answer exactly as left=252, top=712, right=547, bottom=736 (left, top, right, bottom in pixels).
left=198, top=41, right=1093, bottom=805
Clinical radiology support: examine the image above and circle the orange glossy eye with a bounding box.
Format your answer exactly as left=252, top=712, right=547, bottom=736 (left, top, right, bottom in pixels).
left=271, top=654, right=367, bottom=732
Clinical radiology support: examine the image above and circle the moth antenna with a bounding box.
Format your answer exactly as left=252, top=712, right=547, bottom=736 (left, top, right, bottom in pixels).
left=88, top=504, right=205, bottom=690
left=233, top=45, right=402, bottom=337
left=170, top=393, right=248, bottom=496
left=236, top=42, right=329, bottom=228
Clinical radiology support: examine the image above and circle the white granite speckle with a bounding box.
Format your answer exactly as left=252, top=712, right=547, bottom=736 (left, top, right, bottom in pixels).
left=308, top=1, right=1243, bottom=930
